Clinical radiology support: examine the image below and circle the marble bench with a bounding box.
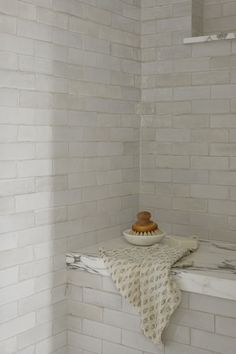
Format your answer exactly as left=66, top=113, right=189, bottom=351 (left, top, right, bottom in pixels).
left=66, top=236, right=236, bottom=354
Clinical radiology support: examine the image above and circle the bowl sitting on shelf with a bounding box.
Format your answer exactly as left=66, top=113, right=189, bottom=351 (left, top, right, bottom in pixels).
left=123, top=229, right=166, bottom=246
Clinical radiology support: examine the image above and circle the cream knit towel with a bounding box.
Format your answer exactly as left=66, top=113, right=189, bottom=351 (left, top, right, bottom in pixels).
left=100, top=244, right=190, bottom=344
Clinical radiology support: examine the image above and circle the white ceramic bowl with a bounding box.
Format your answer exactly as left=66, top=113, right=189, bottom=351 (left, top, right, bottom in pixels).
left=123, top=229, right=166, bottom=246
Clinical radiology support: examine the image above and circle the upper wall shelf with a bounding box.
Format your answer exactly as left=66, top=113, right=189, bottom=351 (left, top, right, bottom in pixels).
left=184, top=0, right=236, bottom=45
left=184, top=32, right=236, bottom=44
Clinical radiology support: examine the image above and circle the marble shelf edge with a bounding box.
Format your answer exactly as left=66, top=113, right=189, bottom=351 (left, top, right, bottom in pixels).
left=66, top=237, right=236, bottom=302
left=184, top=32, right=236, bottom=44
left=174, top=271, right=236, bottom=301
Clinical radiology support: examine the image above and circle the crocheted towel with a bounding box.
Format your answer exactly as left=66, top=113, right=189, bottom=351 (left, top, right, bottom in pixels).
left=99, top=244, right=191, bottom=345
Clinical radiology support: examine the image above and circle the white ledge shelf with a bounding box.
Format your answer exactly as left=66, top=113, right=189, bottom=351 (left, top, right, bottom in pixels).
left=184, top=32, right=236, bottom=44
left=67, top=236, right=236, bottom=302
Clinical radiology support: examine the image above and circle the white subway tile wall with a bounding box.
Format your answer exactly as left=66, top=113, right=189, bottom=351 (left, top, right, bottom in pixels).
left=140, top=0, right=236, bottom=241
left=0, top=0, right=140, bottom=352
left=203, top=0, right=236, bottom=35
left=68, top=269, right=236, bottom=354
left=1, top=0, right=236, bottom=353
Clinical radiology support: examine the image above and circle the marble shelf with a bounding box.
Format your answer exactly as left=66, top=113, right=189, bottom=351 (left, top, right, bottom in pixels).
left=184, top=32, right=236, bottom=44
left=66, top=236, right=236, bottom=302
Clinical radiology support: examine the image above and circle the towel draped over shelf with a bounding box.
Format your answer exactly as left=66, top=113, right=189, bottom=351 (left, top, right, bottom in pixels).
left=100, top=244, right=192, bottom=344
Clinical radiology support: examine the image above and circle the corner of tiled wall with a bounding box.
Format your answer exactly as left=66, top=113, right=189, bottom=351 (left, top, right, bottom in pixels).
left=1, top=0, right=236, bottom=353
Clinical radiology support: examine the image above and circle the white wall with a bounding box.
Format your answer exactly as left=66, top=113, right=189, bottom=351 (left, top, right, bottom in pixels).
left=140, top=0, right=236, bottom=242
left=2, top=0, right=236, bottom=352
left=203, top=0, right=236, bottom=34
left=67, top=269, right=236, bottom=354
left=0, top=0, right=140, bottom=353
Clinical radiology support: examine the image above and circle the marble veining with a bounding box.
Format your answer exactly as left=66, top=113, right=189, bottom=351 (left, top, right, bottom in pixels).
left=66, top=236, right=236, bottom=301
left=184, top=32, right=236, bottom=44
